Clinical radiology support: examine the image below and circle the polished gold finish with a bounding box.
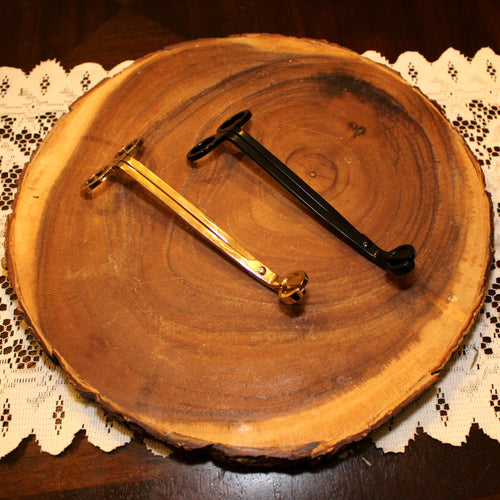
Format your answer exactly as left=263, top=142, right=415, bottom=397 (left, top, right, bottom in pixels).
left=82, top=139, right=308, bottom=304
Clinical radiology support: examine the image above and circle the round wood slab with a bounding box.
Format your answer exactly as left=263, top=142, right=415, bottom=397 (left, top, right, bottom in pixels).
left=7, top=35, right=492, bottom=462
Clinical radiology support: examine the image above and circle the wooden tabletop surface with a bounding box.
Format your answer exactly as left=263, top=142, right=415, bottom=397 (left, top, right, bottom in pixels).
left=0, top=1, right=499, bottom=498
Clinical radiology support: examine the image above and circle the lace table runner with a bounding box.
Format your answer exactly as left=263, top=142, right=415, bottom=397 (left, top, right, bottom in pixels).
left=0, top=48, right=498, bottom=458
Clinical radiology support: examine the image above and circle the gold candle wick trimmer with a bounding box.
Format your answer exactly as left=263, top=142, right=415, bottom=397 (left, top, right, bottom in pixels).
left=82, top=139, right=308, bottom=305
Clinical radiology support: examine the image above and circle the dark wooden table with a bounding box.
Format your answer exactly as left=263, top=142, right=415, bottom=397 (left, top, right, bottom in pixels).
left=1, top=1, right=499, bottom=498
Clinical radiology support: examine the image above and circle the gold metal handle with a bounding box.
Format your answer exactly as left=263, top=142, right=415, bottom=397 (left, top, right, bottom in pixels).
left=82, top=139, right=308, bottom=305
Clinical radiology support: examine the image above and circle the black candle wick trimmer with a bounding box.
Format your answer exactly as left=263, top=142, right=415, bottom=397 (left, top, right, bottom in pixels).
left=187, top=110, right=415, bottom=276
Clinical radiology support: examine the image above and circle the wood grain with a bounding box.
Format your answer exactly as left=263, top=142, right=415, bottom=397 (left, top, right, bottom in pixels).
left=2, top=426, right=500, bottom=498
left=1, top=0, right=498, bottom=71
left=7, top=35, right=492, bottom=461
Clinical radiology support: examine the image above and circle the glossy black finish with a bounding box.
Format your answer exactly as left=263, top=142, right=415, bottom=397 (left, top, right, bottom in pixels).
left=188, top=110, right=416, bottom=275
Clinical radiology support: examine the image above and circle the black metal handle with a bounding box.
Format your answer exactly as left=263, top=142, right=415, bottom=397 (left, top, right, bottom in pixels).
left=187, top=110, right=415, bottom=276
